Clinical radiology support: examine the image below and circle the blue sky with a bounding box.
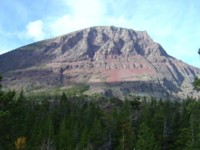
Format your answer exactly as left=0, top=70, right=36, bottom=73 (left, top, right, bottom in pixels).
left=0, top=0, right=200, bottom=67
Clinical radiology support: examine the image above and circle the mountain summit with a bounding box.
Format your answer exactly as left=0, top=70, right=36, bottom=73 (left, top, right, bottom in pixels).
left=0, top=26, right=200, bottom=99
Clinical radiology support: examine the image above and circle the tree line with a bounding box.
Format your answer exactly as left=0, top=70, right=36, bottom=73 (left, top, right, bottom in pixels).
left=1, top=75, right=200, bottom=150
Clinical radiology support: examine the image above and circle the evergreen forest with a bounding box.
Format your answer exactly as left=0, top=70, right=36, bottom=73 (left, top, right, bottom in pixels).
left=1, top=76, right=200, bottom=150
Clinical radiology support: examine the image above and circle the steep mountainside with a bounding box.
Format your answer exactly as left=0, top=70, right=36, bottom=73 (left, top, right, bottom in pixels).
left=0, top=26, right=200, bottom=99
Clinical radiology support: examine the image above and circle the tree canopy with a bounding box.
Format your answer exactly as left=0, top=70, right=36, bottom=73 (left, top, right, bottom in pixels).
left=193, top=49, right=200, bottom=91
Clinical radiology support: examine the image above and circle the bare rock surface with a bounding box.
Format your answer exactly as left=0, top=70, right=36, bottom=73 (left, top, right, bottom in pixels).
left=0, top=26, right=200, bottom=99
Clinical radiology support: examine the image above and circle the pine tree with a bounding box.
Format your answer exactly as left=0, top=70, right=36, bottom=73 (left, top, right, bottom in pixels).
left=192, top=49, right=200, bottom=90
left=89, top=118, right=105, bottom=149
left=104, top=108, right=119, bottom=149
left=0, top=89, right=16, bottom=149
left=0, top=75, right=2, bottom=91
left=58, top=117, right=72, bottom=150
left=44, top=116, right=54, bottom=139
left=119, top=122, right=135, bottom=150
left=175, top=127, right=191, bottom=150
left=136, top=122, right=159, bottom=150
left=79, top=127, right=89, bottom=149
left=185, top=101, right=200, bottom=149
left=60, top=92, right=68, bottom=105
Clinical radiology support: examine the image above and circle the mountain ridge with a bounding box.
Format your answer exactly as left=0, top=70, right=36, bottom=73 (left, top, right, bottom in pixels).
left=0, top=26, right=200, bottom=99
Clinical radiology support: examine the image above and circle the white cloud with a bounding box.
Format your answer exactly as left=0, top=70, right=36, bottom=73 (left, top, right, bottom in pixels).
left=48, top=0, right=106, bottom=36
left=25, top=20, right=45, bottom=41
left=66, top=0, right=104, bottom=18
left=2, top=0, right=198, bottom=67
left=33, top=0, right=200, bottom=68
left=49, top=15, right=91, bottom=36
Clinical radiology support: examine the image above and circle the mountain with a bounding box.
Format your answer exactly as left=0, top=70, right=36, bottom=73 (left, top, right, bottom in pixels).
left=0, top=26, right=200, bottom=99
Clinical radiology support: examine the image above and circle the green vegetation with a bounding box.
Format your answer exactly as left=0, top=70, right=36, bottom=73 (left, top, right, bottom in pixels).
left=0, top=75, right=2, bottom=90
left=193, top=49, right=200, bottom=91
left=0, top=88, right=200, bottom=149
left=1, top=75, right=200, bottom=149
left=65, top=83, right=90, bottom=95
left=193, top=77, right=200, bottom=91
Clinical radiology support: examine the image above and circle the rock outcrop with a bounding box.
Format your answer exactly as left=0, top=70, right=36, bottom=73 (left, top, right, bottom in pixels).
left=0, top=26, right=200, bottom=99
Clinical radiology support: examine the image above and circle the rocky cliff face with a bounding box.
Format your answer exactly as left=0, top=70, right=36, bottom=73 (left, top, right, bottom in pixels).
left=0, top=26, right=200, bottom=99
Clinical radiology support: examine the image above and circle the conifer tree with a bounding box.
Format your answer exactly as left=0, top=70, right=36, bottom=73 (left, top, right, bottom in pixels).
left=60, top=92, right=68, bottom=105
left=175, top=127, right=191, bottom=150
left=58, top=117, right=72, bottom=150
left=0, top=75, right=2, bottom=91
left=44, top=116, right=54, bottom=140
left=79, top=127, right=89, bottom=149
left=185, top=101, right=200, bottom=149
left=136, top=122, right=159, bottom=150
left=89, top=118, right=105, bottom=149
left=119, top=122, right=135, bottom=150
left=193, top=49, right=200, bottom=91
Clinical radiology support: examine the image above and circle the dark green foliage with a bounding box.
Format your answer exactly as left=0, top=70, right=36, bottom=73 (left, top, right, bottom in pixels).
left=136, top=122, right=158, bottom=150
left=58, top=117, right=71, bottom=150
left=1, top=87, right=200, bottom=149
left=0, top=75, right=2, bottom=90
left=193, top=50, right=200, bottom=91
left=193, top=77, right=200, bottom=91
left=185, top=101, right=200, bottom=149
left=119, top=122, right=135, bottom=150
left=89, top=118, right=106, bottom=148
